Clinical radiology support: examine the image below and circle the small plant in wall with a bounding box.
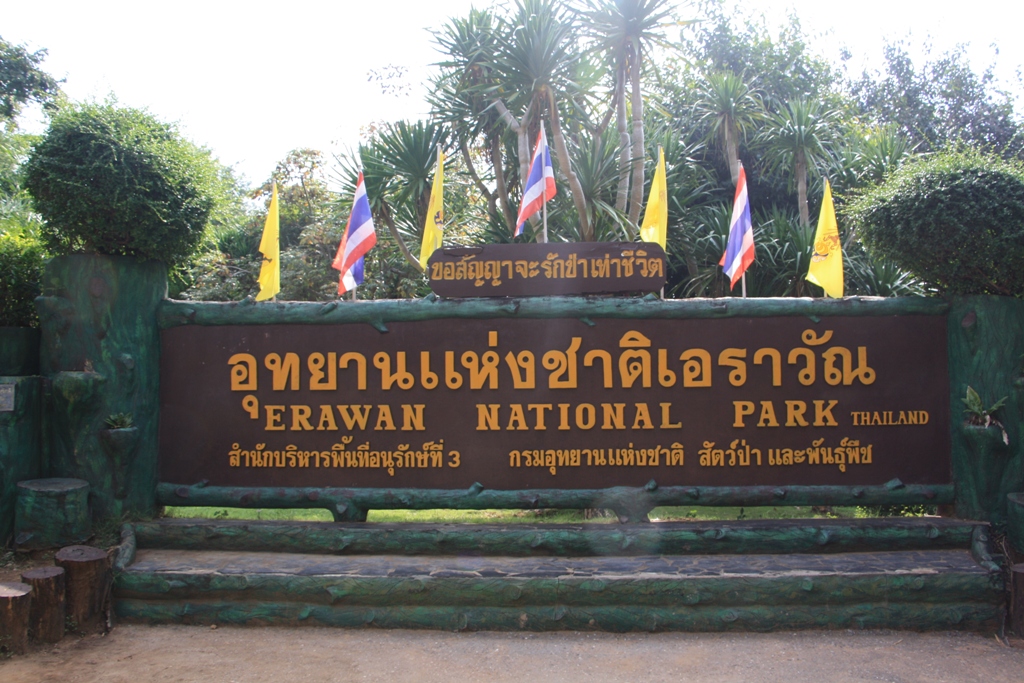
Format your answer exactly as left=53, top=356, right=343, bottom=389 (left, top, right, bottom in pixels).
left=962, top=386, right=1009, bottom=445
left=104, top=413, right=134, bottom=430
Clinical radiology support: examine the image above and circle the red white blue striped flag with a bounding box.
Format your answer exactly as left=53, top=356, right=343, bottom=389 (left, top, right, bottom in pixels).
left=514, top=122, right=557, bottom=237
left=719, top=162, right=755, bottom=288
left=333, top=172, right=377, bottom=295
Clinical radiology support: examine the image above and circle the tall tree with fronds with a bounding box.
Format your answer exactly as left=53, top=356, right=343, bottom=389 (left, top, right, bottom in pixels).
left=575, top=0, right=681, bottom=227
left=757, top=97, right=835, bottom=226
left=694, top=71, right=763, bottom=185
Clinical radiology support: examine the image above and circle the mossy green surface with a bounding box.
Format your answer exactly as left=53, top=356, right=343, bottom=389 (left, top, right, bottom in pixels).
left=38, top=255, right=166, bottom=519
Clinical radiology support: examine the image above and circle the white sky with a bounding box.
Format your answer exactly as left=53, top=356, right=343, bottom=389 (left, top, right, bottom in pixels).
left=4, top=1, right=1021, bottom=186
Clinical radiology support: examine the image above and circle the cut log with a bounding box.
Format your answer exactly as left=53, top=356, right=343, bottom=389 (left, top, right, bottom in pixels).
left=55, top=545, right=110, bottom=634
left=14, top=478, right=91, bottom=550
left=21, top=566, right=65, bottom=643
left=0, top=582, right=32, bottom=655
left=1012, top=563, right=1024, bottom=637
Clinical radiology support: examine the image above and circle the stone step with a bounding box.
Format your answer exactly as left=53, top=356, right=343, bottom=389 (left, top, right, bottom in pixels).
left=114, top=548, right=1004, bottom=632
left=132, top=517, right=980, bottom=557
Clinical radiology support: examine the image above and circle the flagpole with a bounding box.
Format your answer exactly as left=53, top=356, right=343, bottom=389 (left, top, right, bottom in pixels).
left=741, top=273, right=747, bottom=298
left=542, top=196, right=548, bottom=243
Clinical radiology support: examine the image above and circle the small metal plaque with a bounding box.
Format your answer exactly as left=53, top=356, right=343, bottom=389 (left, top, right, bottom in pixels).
left=0, top=384, right=15, bottom=412
left=427, top=242, right=667, bottom=297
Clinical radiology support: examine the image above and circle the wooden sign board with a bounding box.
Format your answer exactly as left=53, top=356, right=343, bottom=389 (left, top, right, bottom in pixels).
left=426, top=242, right=666, bottom=297
left=159, top=315, right=951, bottom=490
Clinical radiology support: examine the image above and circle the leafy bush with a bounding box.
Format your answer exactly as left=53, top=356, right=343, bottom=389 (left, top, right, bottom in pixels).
left=24, top=102, right=219, bottom=267
left=847, top=149, right=1024, bottom=296
left=0, top=234, right=44, bottom=326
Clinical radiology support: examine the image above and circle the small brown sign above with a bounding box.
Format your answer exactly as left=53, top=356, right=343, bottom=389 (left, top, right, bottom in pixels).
left=427, top=242, right=666, bottom=297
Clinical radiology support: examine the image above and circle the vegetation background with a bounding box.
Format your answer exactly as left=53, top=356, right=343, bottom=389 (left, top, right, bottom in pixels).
left=2, top=0, right=1023, bottom=320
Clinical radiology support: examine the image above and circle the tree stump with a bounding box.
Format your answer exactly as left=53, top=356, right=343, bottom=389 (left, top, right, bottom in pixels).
left=55, top=545, right=110, bottom=634
left=21, top=567, right=65, bottom=643
left=0, top=582, right=32, bottom=655
left=1012, top=563, right=1024, bottom=637
left=14, top=478, right=91, bottom=550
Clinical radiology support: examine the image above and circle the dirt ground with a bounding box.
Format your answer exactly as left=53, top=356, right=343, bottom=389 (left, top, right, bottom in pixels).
left=1, top=625, right=1023, bottom=683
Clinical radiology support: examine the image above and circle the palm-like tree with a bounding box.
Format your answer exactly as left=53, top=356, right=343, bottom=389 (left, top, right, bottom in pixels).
left=694, top=71, right=763, bottom=186
left=576, top=0, right=681, bottom=226
left=336, top=121, right=448, bottom=273
left=758, top=97, right=836, bottom=226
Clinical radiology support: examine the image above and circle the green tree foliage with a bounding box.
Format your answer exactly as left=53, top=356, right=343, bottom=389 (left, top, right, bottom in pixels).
left=25, top=102, right=220, bottom=266
left=0, top=233, right=44, bottom=326
left=0, top=36, right=61, bottom=121
left=848, top=149, right=1024, bottom=297
left=851, top=42, right=1024, bottom=159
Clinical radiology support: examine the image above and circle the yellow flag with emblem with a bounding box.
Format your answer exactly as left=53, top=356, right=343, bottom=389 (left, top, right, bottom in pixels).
left=806, top=178, right=843, bottom=298
left=639, top=147, right=667, bottom=249
left=255, top=182, right=280, bottom=301
left=419, top=149, right=444, bottom=269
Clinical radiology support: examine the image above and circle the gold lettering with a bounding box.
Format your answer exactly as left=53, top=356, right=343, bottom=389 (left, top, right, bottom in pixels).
left=528, top=404, right=553, bottom=430
left=265, top=353, right=299, bottom=391
left=308, top=352, right=337, bottom=390
left=660, top=402, right=681, bottom=429
left=229, top=353, right=257, bottom=391
left=576, top=404, right=596, bottom=430
left=813, top=400, right=839, bottom=427
left=336, top=405, right=372, bottom=430
left=718, top=348, right=747, bottom=386
left=316, top=405, right=337, bottom=431
left=785, top=400, right=809, bottom=427
left=631, top=403, right=654, bottom=430
left=290, top=405, right=313, bottom=431
left=242, top=395, right=259, bottom=419
left=733, top=401, right=755, bottom=427
left=507, top=404, right=529, bottom=430
left=401, top=404, right=426, bottom=431
left=419, top=351, right=439, bottom=390
left=758, top=401, right=779, bottom=427
left=476, top=404, right=500, bottom=431
left=265, top=405, right=285, bottom=430
left=375, top=405, right=396, bottom=431
left=601, top=403, right=626, bottom=430
left=557, top=404, right=571, bottom=430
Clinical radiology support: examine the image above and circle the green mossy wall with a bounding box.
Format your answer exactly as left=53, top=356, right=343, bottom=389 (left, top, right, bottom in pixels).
left=0, top=328, right=40, bottom=376
left=37, top=255, right=166, bottom=519
left=947, top=297, right=1024, bottom=524
left=0, top=376, right=42, bottom=544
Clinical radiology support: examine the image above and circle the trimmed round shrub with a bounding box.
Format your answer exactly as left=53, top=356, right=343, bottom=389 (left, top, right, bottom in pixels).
left=24, top=102, right=218, bottom=267
left=847, top=149, right=1024, bottom=297
left=0, top=235, right=44, bottom=327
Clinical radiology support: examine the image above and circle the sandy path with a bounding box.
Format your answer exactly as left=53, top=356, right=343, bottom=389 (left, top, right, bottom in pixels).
left=2, top=625, right=1023, bottom=683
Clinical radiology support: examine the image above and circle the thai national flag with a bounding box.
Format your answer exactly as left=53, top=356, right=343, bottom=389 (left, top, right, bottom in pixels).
left=333, top=172, right=377, bottom=295
left=514, top=122, right=557, bottom=237
left=719, top=163, right=755, bottom=288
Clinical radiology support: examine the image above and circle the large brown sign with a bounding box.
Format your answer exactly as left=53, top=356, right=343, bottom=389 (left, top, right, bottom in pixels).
left=159, top=315, right=951, bottom=490
left=426, top=242, right=666, bottom=297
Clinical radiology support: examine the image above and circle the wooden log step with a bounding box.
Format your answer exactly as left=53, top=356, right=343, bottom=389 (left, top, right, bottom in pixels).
left=55, top=545, right=110, bottom=634
left=21, top=567, right=65, bottom=643
left=132, top=517, right=979, bottom=557
left=0, top=582, right=32, bottom=654
left=113, top=599, right=1002, bottom=633
left=115, top=548, right=1002, bottom=609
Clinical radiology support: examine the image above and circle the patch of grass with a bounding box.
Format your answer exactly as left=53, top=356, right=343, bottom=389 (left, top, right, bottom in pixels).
left=649, top=506, right=863, bottom=521
left=161, top=506, right=914, bottom=524
left=164, top=507, right=333, bottom=522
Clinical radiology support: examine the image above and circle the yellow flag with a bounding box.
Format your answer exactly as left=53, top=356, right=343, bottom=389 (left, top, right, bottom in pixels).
left=419, top=149, right=444, bottom=269
left=255, top=182, right=280, bottom=301
left=806, top=179, right=843, bottom=298
left=639, top=147, right=668, bottom=249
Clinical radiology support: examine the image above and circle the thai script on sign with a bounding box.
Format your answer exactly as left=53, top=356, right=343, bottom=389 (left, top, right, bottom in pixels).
left=228, top=437, right=461, bottom=476
left=227, top=327, right=875, bottom=396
